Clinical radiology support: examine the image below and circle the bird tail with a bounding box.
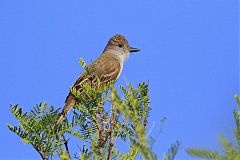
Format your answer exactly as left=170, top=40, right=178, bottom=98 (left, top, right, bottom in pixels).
left=56, top=94, right=76, bottom=124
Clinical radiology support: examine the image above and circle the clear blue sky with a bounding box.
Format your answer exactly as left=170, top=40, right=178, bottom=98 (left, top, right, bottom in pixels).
left=0, top=0, right=238, bottom=159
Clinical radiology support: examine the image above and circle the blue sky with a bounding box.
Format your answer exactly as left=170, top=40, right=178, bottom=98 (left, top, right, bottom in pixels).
left=0, top=0, right=238, bottom=159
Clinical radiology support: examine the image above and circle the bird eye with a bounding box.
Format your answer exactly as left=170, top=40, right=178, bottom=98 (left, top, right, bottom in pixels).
left=118, top=44, right=123, bottom=48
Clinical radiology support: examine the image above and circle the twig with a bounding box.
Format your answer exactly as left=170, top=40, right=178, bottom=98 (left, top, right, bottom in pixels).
left=107, top=104, right=115, bottom=160
left=62, top=134, right=71, bottom=159
left=36, top=143, right=47, bottom=160
left=92, top=105, right=105, bottom=158
left=98, top=104, right=105, bottom=157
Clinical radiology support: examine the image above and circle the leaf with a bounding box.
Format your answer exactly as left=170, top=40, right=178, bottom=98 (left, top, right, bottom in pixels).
left=79, top=58, right=88, bottom=71
left=186, top=148, right=224, bottom=160
left=164, top=141, right=180, bottom=160
left=22, top=138, right=31, bottom=144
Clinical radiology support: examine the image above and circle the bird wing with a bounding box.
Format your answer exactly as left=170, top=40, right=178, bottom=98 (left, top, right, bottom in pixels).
left=72, top=53, right=122, bottom=93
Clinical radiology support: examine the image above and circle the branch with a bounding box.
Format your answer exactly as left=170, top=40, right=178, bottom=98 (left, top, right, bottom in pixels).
left=107, top=104, right=116, bottom=160
left=62, top=134, right=71, bottom=159
left=92, top=104, right=105, bottom=158
left=36, top=143, right=47, bottom=160
left=98, top=105, right=105, bottom=157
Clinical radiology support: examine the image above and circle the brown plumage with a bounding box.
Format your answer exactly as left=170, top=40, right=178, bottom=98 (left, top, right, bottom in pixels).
left=57, top=34, right=140, bottom=124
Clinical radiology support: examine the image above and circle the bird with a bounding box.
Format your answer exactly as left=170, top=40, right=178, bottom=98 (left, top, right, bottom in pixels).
left=57, top=34, right=140, bottom=124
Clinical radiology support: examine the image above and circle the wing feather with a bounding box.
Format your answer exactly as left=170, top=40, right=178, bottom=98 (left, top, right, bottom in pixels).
left=69, top=53, right=121, bottom=96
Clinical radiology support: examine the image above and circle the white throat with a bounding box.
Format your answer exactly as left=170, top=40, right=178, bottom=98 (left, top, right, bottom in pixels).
left=109, top=49, right=129, bottom=79
left=111, top=49, right=129, bottom=63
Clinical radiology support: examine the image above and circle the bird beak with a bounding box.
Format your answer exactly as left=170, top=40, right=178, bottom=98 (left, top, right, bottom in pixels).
left=129, top=47, right=140, bottom=53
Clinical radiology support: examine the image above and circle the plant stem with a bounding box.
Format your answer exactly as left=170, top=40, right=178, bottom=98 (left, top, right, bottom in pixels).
left=36, top=143, right=47, bottom=160
left=107, top=105, right=115, bottom=160
left=99, top=105, right=105, bottom=158
left=62, top=134, right=71, bottom=159
left=93, top=106, right=105, bottom=158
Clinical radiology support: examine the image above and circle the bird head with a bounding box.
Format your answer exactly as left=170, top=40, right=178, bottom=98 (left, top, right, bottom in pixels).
left=104, top=34, right=140, bottom=61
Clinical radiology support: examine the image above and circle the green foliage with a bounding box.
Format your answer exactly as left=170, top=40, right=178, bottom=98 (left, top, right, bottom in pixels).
left=110, top=83, right=153, bottom=159
left=186, top=95, right=240, bottom=160
left=164, top=141, right=180, bottom=160
left=7, top=102, right=71, bottom=159
left=69, top=80, right=157, bottom=159
left=7, top=58, right=179, bottom=160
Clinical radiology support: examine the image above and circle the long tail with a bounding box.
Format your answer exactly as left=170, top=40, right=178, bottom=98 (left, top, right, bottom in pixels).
left=56, top=94, right=76, bottom=124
